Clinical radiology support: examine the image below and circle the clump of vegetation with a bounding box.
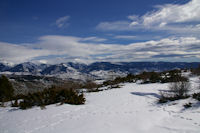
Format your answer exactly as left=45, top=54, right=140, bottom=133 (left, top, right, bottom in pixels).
left=183, top=102, right=192, bottom=108
left=192, top=92, right=200, bottom=101
left=18, top=86, right=85, bottom=109
left=135, top=71, right=161, bottom=84
left=102, top=80, right=118, bottom=88
left=87, top=88, right=103, bottom=92
left=102, top=79, right=123, bottom=90
left=169, top=81, right=190, bottom=98
left=68, top=80, right=102, bottom=93
left=158, top=80, right=190, bottom=103
left=0, top=75, right=14, bottom=106
left=82, top=81, right=102, bottom=92
left=160, top=70, right=188, bottom=83
left=101, top=69, right=188, bottom=87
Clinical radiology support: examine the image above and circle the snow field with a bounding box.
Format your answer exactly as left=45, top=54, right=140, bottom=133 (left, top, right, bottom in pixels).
left=0, top=77, right=200, bottom=133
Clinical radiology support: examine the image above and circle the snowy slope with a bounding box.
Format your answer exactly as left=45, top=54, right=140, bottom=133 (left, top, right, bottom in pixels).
left=0, top=78, right=200, bottom=133
left=90, top=70, right=127, bottom=80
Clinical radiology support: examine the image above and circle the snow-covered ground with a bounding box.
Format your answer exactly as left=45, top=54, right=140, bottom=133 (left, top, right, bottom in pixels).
left=0, top=77, right=200, bottom=133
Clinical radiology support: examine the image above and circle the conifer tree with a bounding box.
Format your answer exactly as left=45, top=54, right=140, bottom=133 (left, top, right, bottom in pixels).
left=0, top=75, right=14, bottom=104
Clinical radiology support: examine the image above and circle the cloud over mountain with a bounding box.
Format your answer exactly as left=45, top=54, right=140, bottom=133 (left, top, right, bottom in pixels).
left=0, top=35, right=200, bottom=64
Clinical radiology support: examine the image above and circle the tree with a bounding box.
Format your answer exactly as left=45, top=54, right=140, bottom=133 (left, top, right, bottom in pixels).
left=0, top=75, right=14, bottom=104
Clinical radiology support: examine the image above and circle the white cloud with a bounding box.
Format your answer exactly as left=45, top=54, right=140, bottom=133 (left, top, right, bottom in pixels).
left=96, top=21, right=132, bottom=31
left=0, top=35, right=200, bottom=64
left=96, top=0, right=200, bottom=35
left=142, top=0, right=200, bottom=26
left=0, top=42, right=51, bottom=64
left=81, top=37, right=107, bottom=42
left=114, top=35, right=137, bottom=39
left=127, top=15, right=139, bottom=21
left=55, top=16, right=70, bottom=28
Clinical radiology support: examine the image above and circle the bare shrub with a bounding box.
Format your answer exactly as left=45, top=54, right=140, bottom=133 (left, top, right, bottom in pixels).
left=169, top=81, right=190, bottom=98
left=158, top=80, right=190, bottom=103
left=158, top=91, right=173, bottom=103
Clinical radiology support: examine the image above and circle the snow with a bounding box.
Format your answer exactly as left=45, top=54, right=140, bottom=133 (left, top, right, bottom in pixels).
left=0, top=77, right=200, bottom=133
left=90, top=70, right=127, bottom=80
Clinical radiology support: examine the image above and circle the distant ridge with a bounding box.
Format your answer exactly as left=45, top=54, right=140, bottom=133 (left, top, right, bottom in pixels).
left=0, top=62, right=199, bottom=79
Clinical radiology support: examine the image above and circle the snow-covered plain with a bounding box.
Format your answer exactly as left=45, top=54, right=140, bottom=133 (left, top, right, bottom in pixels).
left=0, top=77, right=200, bottom=133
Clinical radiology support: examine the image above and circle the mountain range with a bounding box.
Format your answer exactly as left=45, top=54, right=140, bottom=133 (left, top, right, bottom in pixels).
left=0, top=62, right=199, bottom=80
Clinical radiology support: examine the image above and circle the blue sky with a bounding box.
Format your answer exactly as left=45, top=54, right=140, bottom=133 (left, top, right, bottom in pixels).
left=0, top=0, right=200, bottom=64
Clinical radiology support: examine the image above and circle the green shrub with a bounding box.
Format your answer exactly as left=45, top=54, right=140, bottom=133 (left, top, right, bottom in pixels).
left=135, top=71, right=160, bottom=83
left=160, top=69, right=188, bottom=83
left=19, top=86, right=85, bottom=109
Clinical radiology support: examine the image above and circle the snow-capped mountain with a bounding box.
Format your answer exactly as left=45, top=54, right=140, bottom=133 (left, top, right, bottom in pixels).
left=41, top=63, right=74, bottom=75
left=8, top=62, right=39, bottom=73
left=41, top=63, right=92, bottom=80
left=0, top=63, right=10, bottom=72
left=0, top=62, right=199, bottom=80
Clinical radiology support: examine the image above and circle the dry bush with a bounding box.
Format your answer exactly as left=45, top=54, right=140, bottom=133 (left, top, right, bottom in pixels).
left=169, top=81, right=190, bottom=98
left=158, top=80, right=190, bottom=103
left=83, top=81, right=98, bottom=89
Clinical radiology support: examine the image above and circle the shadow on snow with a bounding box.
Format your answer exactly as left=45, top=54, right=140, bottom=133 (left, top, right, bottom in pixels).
left=131, top=92, right=161, bottom=99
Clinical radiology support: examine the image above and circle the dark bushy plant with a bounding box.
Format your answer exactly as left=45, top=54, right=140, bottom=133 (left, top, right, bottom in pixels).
left=160, top=69, right=188, bottom=83
left=19, top=86, right=85, bottom=109
left=133, top=71, right=168, bottom=84
left=0, top=75, right=14, bottom=103
left=192, top=92, right=200, bottom=101
left=183, top=102, right=192, bottom=108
